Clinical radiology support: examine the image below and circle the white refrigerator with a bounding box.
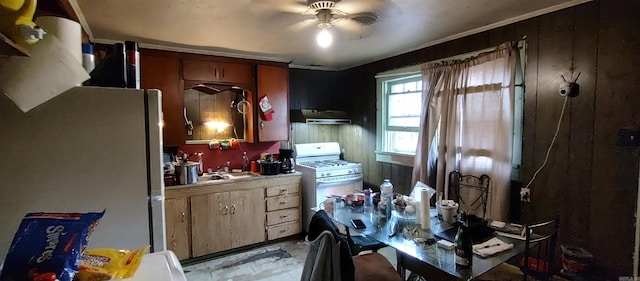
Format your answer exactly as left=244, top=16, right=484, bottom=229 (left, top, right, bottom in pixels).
left=0, top=86, right=166, bottom=264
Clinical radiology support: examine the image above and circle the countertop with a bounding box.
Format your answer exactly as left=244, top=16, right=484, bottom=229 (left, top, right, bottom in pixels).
left=165, top=171, right=302, bottom=190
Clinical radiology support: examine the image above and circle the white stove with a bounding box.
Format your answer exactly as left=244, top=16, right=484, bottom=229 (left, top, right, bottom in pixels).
left=295, top=142, right=364, bottom=232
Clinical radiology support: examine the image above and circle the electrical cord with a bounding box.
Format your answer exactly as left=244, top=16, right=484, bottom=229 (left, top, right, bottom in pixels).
left=523, top=96, right=569, bottom=190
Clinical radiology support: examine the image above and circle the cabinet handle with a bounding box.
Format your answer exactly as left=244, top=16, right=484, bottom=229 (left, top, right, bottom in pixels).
left=279, top=200, right=288, bottom=205
left=261, top=122, right=265, bottom=128
left=223, top=205, right=229, bottom=215
left=231, top=204, right=236, bottom=214
left=279, top=188, right=287, bottom=193
left=280, top=215, right=289, bottom=219
left=181, top=212, right=186, bottom=222
left=221, top=68, right=225, bottom=78
left=214, top=68, right=218, bottom=78
left=280, top=228, right=289, bottom=233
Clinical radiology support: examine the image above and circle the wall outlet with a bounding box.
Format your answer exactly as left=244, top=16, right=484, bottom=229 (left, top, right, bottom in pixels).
left=520, top=188, right=531, bottom=202
left=616, top=128, right=640, bottom=147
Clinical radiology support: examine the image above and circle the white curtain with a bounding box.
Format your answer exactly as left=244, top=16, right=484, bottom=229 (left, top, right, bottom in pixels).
left=411, top=43, right=516, bottom=221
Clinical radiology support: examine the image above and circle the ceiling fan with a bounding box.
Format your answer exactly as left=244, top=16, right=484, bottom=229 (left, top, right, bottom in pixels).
left=251, top=0, right=395, bottom=46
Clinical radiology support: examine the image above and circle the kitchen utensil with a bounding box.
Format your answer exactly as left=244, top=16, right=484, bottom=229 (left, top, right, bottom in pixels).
left=175, top=161, right=198, bottom=184
left=279, top=148, right=295, bottom=173
left=257, top=159, right=280, bottom=175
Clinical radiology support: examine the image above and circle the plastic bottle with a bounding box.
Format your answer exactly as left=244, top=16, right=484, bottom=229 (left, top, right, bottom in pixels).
left=82, top=43, right=95, bottom=73
left=455, top=212, right=473, bottom=268
left=363, top=188, right=373, bottom=214
left=380, top=179, right=394, bottom=219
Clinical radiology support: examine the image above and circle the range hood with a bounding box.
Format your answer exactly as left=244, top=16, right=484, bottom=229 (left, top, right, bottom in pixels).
left=290, top=109, right=351, bottom=125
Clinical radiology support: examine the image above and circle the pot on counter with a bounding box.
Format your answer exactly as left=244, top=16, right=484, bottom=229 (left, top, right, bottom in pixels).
left=257, top=159, right=281, bottom=175
left=175, top=161, right=198, bottom=184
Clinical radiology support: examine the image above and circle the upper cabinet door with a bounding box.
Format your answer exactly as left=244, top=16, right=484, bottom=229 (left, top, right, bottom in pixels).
left=255, top=64, right=289, bottom=142
left=140, top=52, right=184, bottom=146
left=183, top=59, right=253, bottom=85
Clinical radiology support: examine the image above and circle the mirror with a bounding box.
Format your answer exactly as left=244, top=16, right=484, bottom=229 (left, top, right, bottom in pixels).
left=184, top=83, right=247, bottom=143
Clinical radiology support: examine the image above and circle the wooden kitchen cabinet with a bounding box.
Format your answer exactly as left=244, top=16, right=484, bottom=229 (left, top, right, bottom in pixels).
left=229, top=188, right=266, bottom=247
left=190, top=188, right=265, bottom=256
left=140, top=51, right=184, bottom=146
left=191, top=192, right=230, bottom=256
left=264, top=176, right=301, bottom=240
left=247, top=64, right=290, bottom=143
left=164, top=197, right=191, bottom=260
left=165, top=174, right=300, bottom=260
left=182, top=59, right=254, bottom=85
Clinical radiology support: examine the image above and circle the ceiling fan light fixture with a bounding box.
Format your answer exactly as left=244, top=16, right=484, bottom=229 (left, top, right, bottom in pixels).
left=316, top=28, right=333, bottom=48
left=316, top=9, right=333, bottom=28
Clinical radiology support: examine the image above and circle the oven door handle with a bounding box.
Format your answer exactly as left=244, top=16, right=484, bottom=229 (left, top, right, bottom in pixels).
left=316, top=174, right=363, bottom=186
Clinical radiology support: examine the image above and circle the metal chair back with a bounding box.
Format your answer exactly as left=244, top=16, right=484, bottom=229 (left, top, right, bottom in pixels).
left=448, top=171, right=491, bottom=219
left=521, top=217, right=560, bottom=280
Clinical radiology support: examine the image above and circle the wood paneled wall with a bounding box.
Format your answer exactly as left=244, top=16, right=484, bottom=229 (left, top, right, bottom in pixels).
left=290, top=0, right=639, bottom=276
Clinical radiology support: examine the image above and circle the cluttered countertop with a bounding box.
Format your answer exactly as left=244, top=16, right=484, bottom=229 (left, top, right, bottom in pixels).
left=165, top=171, right=302, bottom=190
left=164, top=148, right=300, bottom=191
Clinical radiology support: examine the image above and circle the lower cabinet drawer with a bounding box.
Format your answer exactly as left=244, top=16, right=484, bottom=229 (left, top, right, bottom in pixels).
left=266, top=194, right=300, bottom=211
left=267, top=221, right=301, bottom=240
left=266, top=208, right=299, bottom=226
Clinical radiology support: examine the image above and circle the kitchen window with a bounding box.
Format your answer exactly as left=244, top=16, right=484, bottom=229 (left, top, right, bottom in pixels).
left=376, top=43, right=524, bottom=174
left=375, top=65, right=422, bottom=166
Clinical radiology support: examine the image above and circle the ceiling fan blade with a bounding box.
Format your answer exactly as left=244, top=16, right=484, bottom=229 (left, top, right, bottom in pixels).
left=333, top=19, right=374, bottom=39
left=288, top=17, right=317, bottom=32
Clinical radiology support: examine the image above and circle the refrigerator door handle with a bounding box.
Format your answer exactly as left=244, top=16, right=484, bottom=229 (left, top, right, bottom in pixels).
left=150, top=195, right=164, bottom=202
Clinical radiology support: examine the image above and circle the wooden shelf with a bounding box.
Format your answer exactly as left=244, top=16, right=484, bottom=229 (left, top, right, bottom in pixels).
left=0, top=32, right=30, bottom=57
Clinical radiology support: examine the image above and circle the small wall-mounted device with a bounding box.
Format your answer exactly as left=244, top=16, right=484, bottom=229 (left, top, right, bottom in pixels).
left=559, top=72, right=581, bottom=97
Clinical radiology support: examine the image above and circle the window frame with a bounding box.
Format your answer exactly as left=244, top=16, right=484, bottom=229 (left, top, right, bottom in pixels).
left=375, top=43, right=525, bottom=171
left=375, top=65, right=422, bottom=167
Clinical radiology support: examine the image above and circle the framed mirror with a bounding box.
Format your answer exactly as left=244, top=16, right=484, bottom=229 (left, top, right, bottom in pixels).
left=183, top=81, right=248, bottom=143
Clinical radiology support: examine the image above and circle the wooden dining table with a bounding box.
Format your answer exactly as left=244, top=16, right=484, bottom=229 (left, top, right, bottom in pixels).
left=328, top=205, right=527, bottom=281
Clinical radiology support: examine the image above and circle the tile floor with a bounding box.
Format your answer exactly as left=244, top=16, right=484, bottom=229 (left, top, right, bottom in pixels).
left=182, top=238, right=569, bottom=281
left=182, top=238, right=397, bottom=281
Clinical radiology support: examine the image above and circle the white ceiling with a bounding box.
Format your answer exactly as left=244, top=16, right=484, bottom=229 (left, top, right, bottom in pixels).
left=73, top=0, right=589, bottom=70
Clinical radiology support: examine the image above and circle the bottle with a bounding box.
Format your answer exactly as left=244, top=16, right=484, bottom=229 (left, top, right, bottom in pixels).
left=82, top=43, right=95, bottom=73
left=363, top=188, right=373, bottom=214
left=242, top=152, right=250, bottom=172
left=195, top=152, right=203, bottom=176
left=380, top=179, right=394, bottom=219
left=455, top=212, right=473, bottom=268
left=125, top=41, right=140, bottom=89
left=223, top=161, right=230, bottom=173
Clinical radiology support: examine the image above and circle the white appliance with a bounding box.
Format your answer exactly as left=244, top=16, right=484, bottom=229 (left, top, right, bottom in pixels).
left=0, top=86, right=166, bottom=264
left=112, top=251, right=186, bottom=281
left=295, top=142, right=363, bottom=232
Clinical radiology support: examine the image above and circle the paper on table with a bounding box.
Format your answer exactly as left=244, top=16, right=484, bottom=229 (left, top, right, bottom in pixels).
left=0, top=34, right=90, bottom=112
left=472, top=237, right=514, bottom=258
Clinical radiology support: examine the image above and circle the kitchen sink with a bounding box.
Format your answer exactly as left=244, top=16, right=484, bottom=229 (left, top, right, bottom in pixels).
left=197, top=172, right=257, bottom=182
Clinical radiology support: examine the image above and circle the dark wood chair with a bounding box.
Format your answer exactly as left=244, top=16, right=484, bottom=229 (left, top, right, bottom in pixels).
left=448, top=170, right=491, bottom=219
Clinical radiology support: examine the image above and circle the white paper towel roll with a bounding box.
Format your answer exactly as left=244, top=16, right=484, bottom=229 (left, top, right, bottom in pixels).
left=35, top=16, right=82, bottom=65
left=417, top=188, right=431, bottom=229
